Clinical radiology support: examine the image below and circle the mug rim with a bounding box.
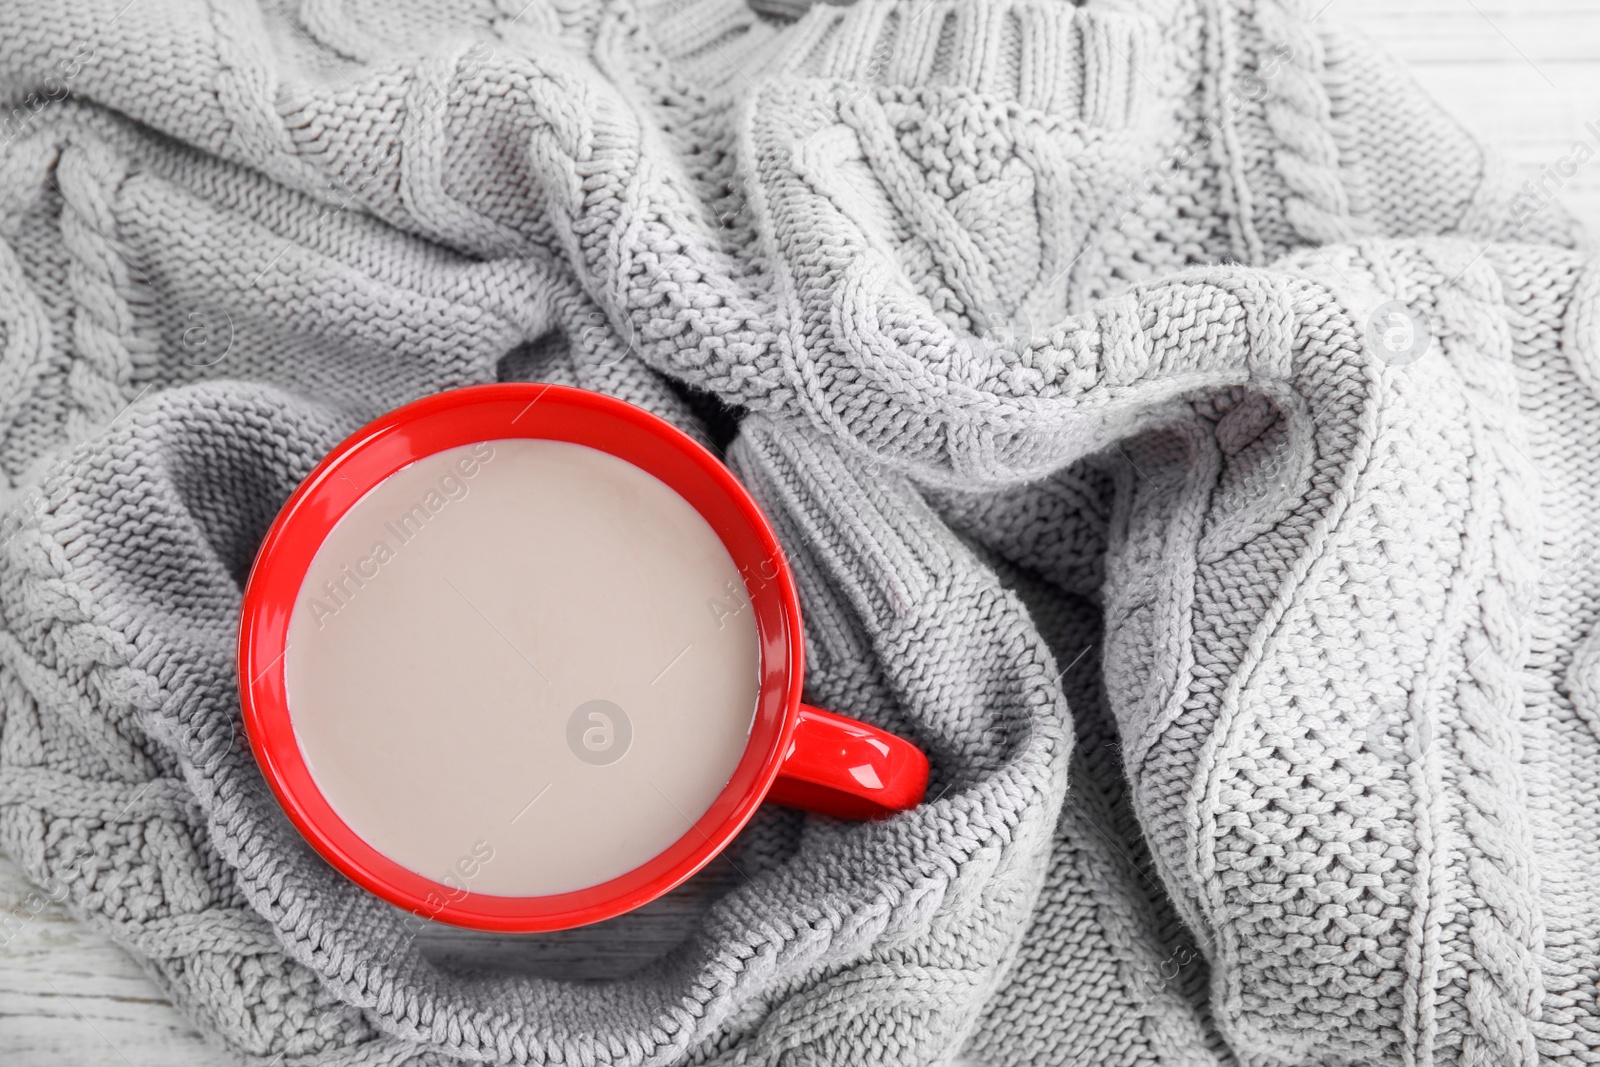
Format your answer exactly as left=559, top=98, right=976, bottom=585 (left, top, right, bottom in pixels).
left=237, top=383, right=806, bottom=931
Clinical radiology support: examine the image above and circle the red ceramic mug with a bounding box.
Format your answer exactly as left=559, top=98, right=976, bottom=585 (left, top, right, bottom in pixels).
left=237, top=383, right=929, bottom=931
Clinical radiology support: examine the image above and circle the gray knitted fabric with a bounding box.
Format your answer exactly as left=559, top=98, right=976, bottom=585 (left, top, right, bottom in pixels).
left=0, top=0, right=1595, bottom=1064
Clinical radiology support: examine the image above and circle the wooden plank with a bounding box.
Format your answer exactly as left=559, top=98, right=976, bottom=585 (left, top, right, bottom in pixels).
left=1335, top=2, right=1600, bottom=63
left=0, top=855, right=219, bottom=1065
left=1328, top=0, right=1600, bottom=232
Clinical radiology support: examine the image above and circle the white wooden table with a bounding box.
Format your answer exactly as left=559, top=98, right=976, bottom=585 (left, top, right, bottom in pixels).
left=5, top=2, right=1599, bottom=1063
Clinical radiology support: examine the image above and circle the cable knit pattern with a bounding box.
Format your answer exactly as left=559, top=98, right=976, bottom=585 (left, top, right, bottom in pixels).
left=0, top=0, right=1596, bottom=1065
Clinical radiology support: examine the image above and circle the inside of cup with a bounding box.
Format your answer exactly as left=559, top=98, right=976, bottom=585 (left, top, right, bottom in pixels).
left=238, top=384, right=804, bottom=930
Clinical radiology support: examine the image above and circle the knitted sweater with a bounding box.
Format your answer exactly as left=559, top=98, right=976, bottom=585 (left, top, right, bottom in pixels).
left=0, top=0, right=1593, bottom=1064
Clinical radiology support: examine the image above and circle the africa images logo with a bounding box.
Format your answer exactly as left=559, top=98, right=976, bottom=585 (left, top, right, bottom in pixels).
left=1508, top=118, right=1600, bottom=231
left=304, top=442, right=496, bottom=628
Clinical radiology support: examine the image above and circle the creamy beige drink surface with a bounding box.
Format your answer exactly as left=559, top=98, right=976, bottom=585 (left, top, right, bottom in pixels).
left=283, top=438, right=761, bottom=897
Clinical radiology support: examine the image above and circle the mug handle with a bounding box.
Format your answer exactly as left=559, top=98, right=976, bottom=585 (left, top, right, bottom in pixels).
left=765, top=705, right=931, bottom=819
